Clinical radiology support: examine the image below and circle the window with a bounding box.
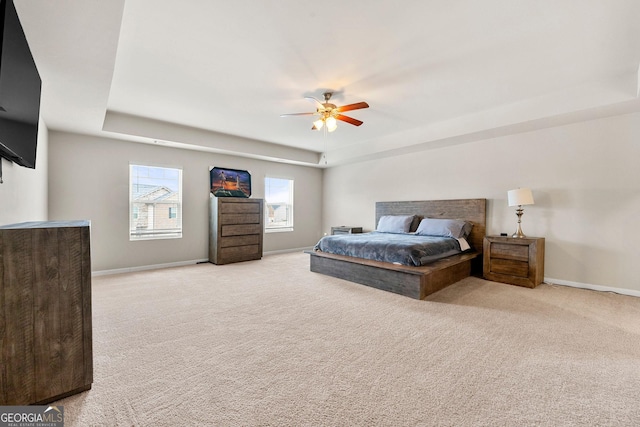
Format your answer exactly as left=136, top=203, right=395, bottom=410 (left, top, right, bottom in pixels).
left=264, top=177, right=293, bottom=232
left=130, top=164, right=182, bottom=240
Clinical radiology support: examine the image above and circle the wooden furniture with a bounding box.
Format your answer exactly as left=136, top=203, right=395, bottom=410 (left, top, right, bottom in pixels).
left=483, top=236, right=545, bottom=288
left=0, top=220, right=93, bottom=405
left=331, top=226, right=363, bottom=235
left=209, top=196, right=264, bottom=264
left=308, top=199, right=486, bottom=300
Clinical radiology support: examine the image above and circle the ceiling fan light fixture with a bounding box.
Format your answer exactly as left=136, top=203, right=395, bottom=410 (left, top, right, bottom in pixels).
left=313, top=118, right=324, bottom=130
left=326, top=116, right=337, bottom=132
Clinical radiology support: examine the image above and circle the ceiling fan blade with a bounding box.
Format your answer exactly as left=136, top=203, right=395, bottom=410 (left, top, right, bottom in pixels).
left=304, top=96, right=324, bottom=110
left=336, top=101, right=369, bottom=113
left=280, top=112, right=317, bottom=117
left=336, top=114, right=363, bottom=126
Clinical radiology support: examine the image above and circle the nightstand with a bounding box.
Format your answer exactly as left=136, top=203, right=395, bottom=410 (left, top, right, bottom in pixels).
left=331, top=226, right=363, bottom=235
left=483, top=236, right=545, bottom=288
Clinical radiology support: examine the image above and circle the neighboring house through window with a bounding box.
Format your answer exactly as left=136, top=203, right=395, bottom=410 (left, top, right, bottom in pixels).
left=264, top=177, right=293, bottom=232
left=130, top=164, right=183, bottom=240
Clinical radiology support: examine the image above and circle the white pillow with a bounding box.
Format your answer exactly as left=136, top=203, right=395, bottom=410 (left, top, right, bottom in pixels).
left=376, top=215, right=414, bottom=233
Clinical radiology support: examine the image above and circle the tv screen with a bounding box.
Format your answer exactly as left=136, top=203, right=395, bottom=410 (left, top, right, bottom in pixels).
left=0, top=0, right=41, bottom=169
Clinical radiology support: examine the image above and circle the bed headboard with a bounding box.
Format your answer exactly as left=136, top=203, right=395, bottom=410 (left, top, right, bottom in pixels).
left=375, top=199, right=487, bottom=253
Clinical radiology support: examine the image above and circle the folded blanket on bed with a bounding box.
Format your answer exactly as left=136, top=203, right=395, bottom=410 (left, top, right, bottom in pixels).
left=314, top=231, right=467, bottom=267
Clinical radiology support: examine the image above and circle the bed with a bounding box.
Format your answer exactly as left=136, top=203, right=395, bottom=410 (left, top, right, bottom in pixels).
left=307, top=199, right=486, bottom=300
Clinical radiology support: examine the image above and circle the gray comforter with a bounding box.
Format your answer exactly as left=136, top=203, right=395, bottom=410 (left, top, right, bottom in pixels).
left=313, top=231, right=464, bottom=267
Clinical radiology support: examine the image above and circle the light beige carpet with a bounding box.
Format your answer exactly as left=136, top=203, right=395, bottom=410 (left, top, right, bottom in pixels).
left=57, top=252, right=640, bottom=426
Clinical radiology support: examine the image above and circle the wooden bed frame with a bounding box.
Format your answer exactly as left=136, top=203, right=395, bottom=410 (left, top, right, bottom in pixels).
left=307, top=199, right=486, bottom=300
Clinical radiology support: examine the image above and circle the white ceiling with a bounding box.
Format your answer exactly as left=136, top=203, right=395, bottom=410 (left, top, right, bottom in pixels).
left=14, top=0, right=640, bottom=167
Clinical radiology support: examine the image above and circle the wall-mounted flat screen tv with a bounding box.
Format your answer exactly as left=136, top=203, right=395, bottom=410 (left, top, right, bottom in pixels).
left=0, top=0, right=41, bottom=169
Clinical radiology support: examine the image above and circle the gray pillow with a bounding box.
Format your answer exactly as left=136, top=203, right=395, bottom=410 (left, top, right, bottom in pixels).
left=376, top=215, right=414, bottom=233
left=415, top=218, right=473, bottom=239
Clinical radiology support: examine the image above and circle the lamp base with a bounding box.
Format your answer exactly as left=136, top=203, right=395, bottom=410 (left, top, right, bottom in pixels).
left=512, top=207, right=527, bottom=238
left=512, top=228, right=527, bottom=239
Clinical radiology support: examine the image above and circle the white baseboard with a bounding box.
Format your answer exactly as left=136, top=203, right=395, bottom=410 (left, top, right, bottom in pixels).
left=91, top=249, right=313, bottom=277
left=92, top=259, right=209, bottom=277
left=544, top=277, right=640, bottom=298
left=263, top=247, right=313, bottom=256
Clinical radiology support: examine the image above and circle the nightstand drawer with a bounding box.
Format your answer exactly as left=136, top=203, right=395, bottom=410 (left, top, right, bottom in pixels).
left=490, top=243, right=528, bottom=261
left=489, top=258, right=529, bottom=278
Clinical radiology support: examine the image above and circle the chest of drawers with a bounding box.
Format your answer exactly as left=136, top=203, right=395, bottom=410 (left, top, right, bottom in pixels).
left=209, top=197, right=264, bottom=264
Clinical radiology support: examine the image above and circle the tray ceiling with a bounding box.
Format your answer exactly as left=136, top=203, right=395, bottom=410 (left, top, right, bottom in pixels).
left=14, top=0, right=640, bottom=166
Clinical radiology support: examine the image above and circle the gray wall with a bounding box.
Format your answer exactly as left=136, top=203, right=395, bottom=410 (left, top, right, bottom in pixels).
left=48, top=131, right=323, bottom=272
left=0, top=118, right=48, bottom=225
left=323, top=112, right=640, bottom=293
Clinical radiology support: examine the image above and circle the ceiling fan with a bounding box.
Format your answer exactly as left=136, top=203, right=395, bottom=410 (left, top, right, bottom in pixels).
left=280, top=92, right=369, bottom=132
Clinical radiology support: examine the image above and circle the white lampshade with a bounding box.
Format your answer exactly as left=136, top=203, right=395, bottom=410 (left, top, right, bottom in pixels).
left=508, top=188, right=534, bottom=207
left=313, top=118, right=324, bottom=130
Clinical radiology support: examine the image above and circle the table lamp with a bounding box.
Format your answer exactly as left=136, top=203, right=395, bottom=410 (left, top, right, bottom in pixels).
left=507, top=188, right=534, bottom=238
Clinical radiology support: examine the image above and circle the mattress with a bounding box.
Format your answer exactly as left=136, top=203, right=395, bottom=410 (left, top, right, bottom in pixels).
left=313, top=231, right=467, bottom=267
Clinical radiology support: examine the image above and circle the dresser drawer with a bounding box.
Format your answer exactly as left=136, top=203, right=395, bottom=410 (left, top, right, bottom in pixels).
left=218, top=244, right=261, bottom=262
left=220, top=213, right=261, bottom=225
left=220, top=234, right=261, bottom=248
left=221, top=224, right=262, bottom=236
left=220, top=202, right=261, bottom=214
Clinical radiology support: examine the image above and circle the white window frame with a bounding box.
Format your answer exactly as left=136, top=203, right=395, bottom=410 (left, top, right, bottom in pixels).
left=129, top=164, right=183, bottom=241
left=264, top=176, right=294, bottom=233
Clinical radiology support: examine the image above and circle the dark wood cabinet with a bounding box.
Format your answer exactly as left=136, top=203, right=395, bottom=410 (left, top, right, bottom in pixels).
left=483, top=235, right=545, bottom=288
left=331, top=226, right=363, bottom=235
left=0, top=220, right=93, bottom=405
left=209, top=197, right=264, bottom=264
